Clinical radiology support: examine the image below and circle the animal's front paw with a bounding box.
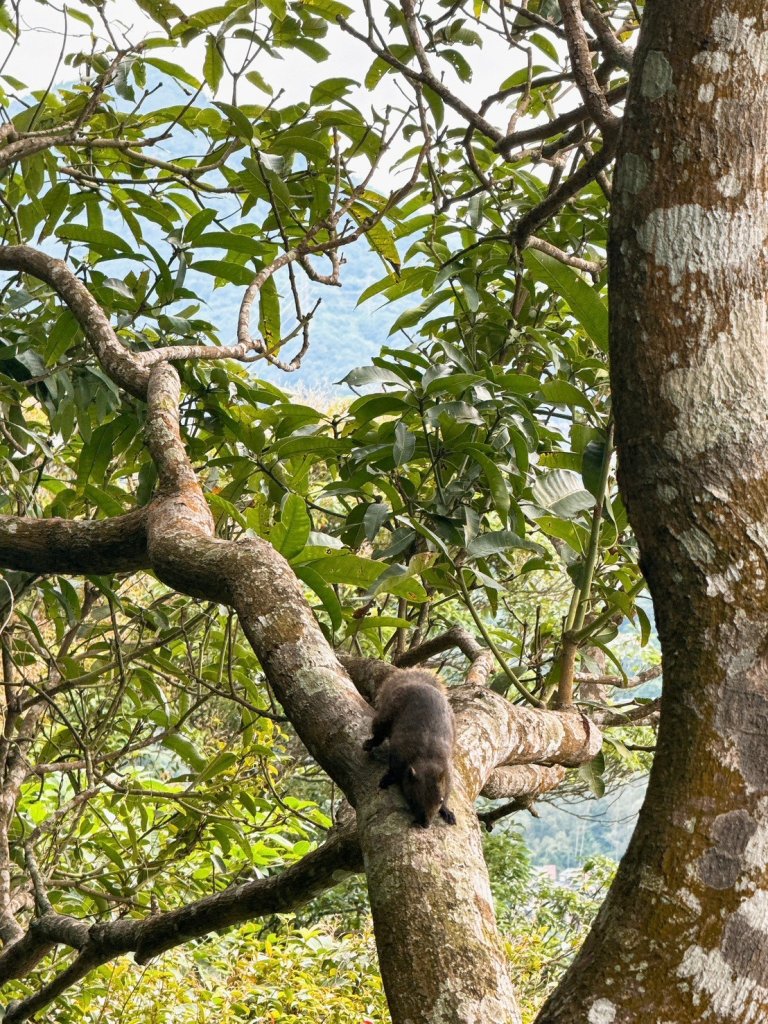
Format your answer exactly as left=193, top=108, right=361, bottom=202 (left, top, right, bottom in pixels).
left=439, top=806, right=457, bottom=825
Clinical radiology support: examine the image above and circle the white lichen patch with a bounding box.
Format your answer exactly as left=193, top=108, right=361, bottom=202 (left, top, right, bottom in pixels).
left=705, top=560, right=743, bottom=599
left=700, top=82, right=720, bottom=103
left=619, top=153, right=649, bottom=195
left=678, top=888, right=702, bottom=915
left=676, top=526, right=718, bottom=567
left=698, top=82, right=715, bottom=103
left=638, top=864, right=665, bottom=894
left=717, top=172, right=742, bottom=198
left=746, top=521, right=768, bottom=555
left=694, top=12, right=768, bottom=79
left=737, top=889, right=768, bottom=932
left=693, top=49, right=731, bottom=74
left=641, top=50, right=674, bottom=99
left=744, top=804, right=768, bottom=869
left=636, top=194, right=768, bottom=287
left=588, top=998, right=617, bottom=1024
left=294, top=664, right=355, bottom=698
left=677, top=943, right=768, bottom=1023
left=658, top=296, right=768, bottom=461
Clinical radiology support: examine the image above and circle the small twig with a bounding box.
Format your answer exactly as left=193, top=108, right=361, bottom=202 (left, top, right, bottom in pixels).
left=24, top=843, right=52, bottom=915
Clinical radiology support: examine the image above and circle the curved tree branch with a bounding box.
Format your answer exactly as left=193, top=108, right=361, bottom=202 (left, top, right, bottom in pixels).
left=143, top=362, right=372, bottom=794
left=0, top=246, right=150, bottom=398
left=0, top=508, right=150, bottom=575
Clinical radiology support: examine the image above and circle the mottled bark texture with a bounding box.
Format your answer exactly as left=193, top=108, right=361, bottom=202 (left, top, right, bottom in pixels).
left=538, top=4, right=768, bottom=1022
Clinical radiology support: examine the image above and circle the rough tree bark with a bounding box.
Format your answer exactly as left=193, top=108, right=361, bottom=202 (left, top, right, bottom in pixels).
left=538, top=3, right=768, bottom=1022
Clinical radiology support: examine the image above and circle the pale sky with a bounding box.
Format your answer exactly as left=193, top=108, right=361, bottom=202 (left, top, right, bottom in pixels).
left=1, top=1, right=567, bottom=391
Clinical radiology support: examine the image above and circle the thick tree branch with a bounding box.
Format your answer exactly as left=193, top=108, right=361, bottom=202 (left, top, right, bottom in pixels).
left=337, top=655, right=394, bottom=704
left=528, top=236, right=605, bottom=275
left=482, top=763, right=568, bottom=802
left=0, top=508, right=150, bottom=575
left=0, top=247, right=272, bottom=401
left=453, top=687, right=602, bottom=799
left=575, top=664, right=661, bottom=689
left=496, top=83, right=626, bottom=157
left=593, top=698, right=661, bottom=727
left=0, top=246, right=149, bottom=398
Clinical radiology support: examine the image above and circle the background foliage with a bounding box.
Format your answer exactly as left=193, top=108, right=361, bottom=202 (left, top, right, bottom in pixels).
left=0, top=1, right=653, bottom=1019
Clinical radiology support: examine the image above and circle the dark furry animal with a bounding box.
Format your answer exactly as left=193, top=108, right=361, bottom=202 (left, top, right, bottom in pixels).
left=363, top=669, right=456, bottom=828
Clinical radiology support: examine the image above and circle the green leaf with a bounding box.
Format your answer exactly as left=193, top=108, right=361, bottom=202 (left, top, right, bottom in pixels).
left=467, top=531, right=544, bottom=558
left=191, top=259, right=255, bottom=285
left=341, top=366, right=405, bottom=388
left=195, top=230, right=264, bottom=258
left=57, top=224, right=136, bottom=256
left=393, top=422, right=415, bottom=466
left=349, top=201, right=400, bottom=267
left=163, top=734, right=206, bottom=772
left=198, top=751, right=238, bottom=782
left=363, top=501, right=389, bottom=540
left=46, top=309, right=80, bottom=365
left=311, top=77, right=357, bottom=104
left=262, top=0, right=287, bottom=18
left=531, top=470, right=595, bottom=518
left=299, top=552, right=384, bottom=587
left=581, top=440, right=606, bottom=498
left=294, top=564, right=342, bottom=632
left=524, top=248, right=607, bottom=350
left=272, top=494, right=311, bottom=560
left=428, top=401, right=484, bottom=426
left=245, top=69, right=274, bottom=95
left=215, top=101, right=254, bottom=139
left=77, top=418, right=131, bottom=491
left=578, top=752, right=606, bottom=798
left=143, top=56, right=202, bottom=89
left=204, top=33, right=225, bottom=92
left=38, top=181, right=70, bottom=241
left=258, top=273, right=281, bottom=347
left=458, top=446, right=510, bottom=526
left=636, top=605, right=652, bottom=647
left=535, top=515, right=588, bottom=553
left=539, top=378, right=596, bottom=413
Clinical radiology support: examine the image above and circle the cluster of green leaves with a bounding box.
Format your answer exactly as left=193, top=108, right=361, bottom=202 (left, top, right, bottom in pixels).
left=3, top=918, right=386, bottom=1023
left=12, top=582, right=331, bottom=918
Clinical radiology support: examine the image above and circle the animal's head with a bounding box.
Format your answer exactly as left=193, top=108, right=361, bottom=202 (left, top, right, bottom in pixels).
left=401, top=758, right=449, bottom=828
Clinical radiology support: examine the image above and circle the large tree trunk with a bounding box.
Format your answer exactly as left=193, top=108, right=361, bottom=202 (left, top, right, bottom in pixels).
left=538, top=3, right=768, bottom=1021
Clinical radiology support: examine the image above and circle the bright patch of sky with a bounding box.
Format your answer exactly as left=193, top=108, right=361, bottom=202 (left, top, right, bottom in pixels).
left=3, top=1, right=541, bottom=393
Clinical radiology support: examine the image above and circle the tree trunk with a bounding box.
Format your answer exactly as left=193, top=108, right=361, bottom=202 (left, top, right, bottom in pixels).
left=538, top=3, right=768, bottom=1022
left=358, top=781, right=521, bottom=1024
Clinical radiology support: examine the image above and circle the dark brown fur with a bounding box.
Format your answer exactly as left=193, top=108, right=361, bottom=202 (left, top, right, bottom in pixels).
left=363, top=669, right=456, bottom=828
